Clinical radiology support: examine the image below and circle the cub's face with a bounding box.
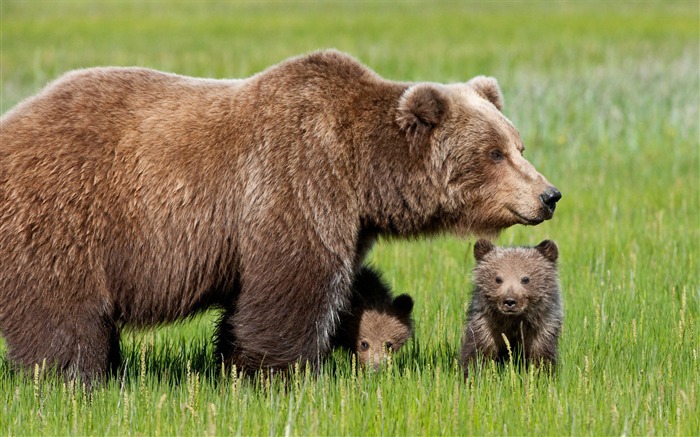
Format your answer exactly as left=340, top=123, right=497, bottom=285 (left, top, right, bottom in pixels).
left=472, top=239, right=559, bottom=316
left=355, top=294, right=413, bottom=370
left=356, top=311, right=411, bottom=370
left=397, top=78, right=561, bottom=237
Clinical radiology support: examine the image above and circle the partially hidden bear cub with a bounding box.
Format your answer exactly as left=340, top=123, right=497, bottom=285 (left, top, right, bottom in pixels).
left=460, top=239, right=562, bottom=376
left=332, top=266, right=413, bottom=370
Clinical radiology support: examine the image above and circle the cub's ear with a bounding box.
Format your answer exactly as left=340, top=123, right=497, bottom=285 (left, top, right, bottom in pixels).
left=397, top=84, right=448, bottom=144
left=392, top=294, right=414, bottom=317
left=467, top=76, right=504, bottom=111
left=535, top=240, right=559, bottom=263
left=473, top=239, right=495, bottom=262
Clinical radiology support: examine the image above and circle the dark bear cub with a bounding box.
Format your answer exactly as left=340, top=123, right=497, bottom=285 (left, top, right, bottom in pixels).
left=460, top=239, right=562, bottom=376
left=332, top=266, right=414, bottom=370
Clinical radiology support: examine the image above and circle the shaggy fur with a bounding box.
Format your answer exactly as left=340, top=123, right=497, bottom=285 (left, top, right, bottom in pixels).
left=0, top=49, right=560, bottom=382
left=460, top=239, right=563, bottom=377
left=332, top=266, right=413, bottom=370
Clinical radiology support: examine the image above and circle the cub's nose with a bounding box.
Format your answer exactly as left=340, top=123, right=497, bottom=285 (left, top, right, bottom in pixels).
left=539, top=187, right=562, bottom=215
left=503, top=298, right=517, bottom=309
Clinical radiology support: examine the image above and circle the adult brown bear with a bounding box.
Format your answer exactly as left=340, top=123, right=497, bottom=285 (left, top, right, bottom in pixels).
left=0, top=50, right=560, bottom=382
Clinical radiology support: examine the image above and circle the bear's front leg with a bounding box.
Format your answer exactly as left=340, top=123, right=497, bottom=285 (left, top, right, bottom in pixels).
left=460, top=316, right=499, bottom=378
left=223, top=251, right=355, bottom=373
left=526, top=327, right=560, bottom=372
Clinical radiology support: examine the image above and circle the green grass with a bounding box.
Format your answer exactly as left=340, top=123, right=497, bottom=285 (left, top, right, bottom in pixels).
left=1, top=1, right=698, bottom=435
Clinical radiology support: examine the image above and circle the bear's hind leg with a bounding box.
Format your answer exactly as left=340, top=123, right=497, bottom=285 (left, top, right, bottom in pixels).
left=56, top=310, right=121, bottom=386
left=4, top=302, right=120, bottom=387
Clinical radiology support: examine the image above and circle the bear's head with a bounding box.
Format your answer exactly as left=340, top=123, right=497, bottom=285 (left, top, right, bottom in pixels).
left=396, top=77, right=561, bottom=237
left=355, top=294, right=414, bottom=370
left=472, top=239, right=559, bottom=316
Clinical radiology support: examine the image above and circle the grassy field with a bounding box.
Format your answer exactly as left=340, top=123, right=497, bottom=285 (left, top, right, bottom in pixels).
left=1, top=0, right=698, bottom=435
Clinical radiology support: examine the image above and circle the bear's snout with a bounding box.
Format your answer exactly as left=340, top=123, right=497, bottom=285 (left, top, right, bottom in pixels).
left=539, top=187, right=562, bottom=217
left=496, top=288, right=527, bottom=315
left=500, top=296, right=522, bottom=314
left=503, top=297, right=517, bottom=310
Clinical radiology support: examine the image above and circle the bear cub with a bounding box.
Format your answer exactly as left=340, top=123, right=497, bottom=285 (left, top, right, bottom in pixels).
left=460, top=239, right=562, bottom=376
left=332, top=266, right=414, bottom=370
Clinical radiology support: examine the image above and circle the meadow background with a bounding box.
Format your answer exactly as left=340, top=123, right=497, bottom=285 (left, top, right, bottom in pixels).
left=1, top=0, right=698, bottom=435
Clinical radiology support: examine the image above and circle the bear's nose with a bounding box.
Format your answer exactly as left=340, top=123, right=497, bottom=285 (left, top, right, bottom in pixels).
left=539, top=187, right=562, bottom=214
left=503, top=298, right=517, bottom=309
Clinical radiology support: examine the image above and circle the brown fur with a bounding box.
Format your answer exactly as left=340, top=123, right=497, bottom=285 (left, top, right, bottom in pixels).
left=0, top=50, right=560, bottom=382
left=460, top=240, right=563, bottom=377
left=332, top=266, right=413, bottom=370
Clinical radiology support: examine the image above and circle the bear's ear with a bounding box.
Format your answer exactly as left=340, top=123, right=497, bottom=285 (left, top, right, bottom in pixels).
left=396, top=84, right=448, bottom=144
left=473, top=239, right=495, bottom=262
left=535, top=240, right=559, bottom=263
left=392, top=294, right=414, bottom=317
left=467, top=76, right=504, bottom=112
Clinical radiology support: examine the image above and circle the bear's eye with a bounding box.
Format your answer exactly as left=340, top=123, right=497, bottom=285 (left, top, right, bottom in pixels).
left=360, top=340, right=369, bottom=351
left=489, top=149, right=504, bottom=162
left=495, top=276, right=503, bottom=284
left=521, top=276, right=530, bottom=284
left=385, top=341, right=393, bottom=351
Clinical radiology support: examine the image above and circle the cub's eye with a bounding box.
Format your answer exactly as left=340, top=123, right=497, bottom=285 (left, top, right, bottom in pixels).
left=489, top=150, right=504, bottom=161
left=495, top=276, right=503, bottom=284
left=521, top=276, right=530, bottom=284
left=360, top=341, right=369, bottom=351
left=385, top=341, right=393, bottom=351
